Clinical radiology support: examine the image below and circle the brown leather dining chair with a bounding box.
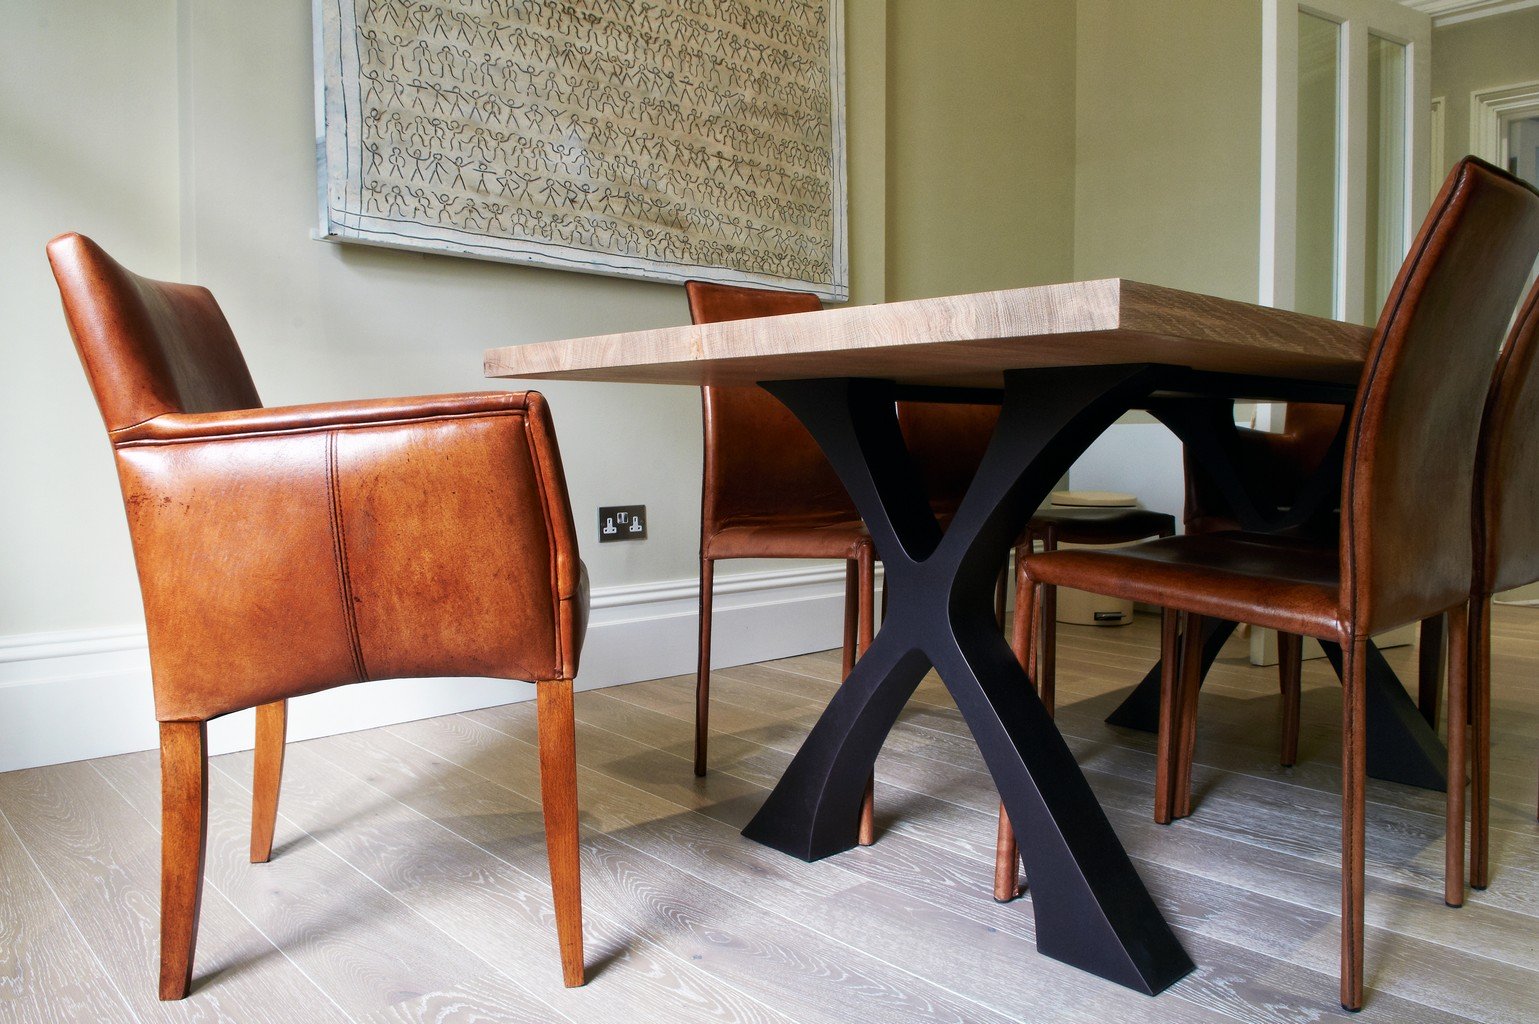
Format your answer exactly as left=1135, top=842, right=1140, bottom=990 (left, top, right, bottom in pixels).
left=1005, top=157, right=1539, bottom=1009
left=685, top=280, right=876, bottom=844
left=1466, top=276, right=1539, bottom=890
left=48, top=233, right=589, bottom=999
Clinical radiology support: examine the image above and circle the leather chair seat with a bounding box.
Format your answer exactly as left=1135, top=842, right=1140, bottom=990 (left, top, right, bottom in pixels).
left=1024, top=531, right=1344, bottom=639
left=704, top=515, right=871, bottom=560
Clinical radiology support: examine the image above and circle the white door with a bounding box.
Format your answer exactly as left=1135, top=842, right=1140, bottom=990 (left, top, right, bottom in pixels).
left=1261, top=0, right=1432, bottom=326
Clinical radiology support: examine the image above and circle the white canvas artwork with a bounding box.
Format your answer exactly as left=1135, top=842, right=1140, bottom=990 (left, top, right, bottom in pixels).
left=315, top=0, right=847, bottom=300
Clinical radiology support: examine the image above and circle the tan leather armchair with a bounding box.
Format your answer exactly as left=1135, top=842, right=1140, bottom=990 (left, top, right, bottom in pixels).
left=48, top=233, right=588, bottom=999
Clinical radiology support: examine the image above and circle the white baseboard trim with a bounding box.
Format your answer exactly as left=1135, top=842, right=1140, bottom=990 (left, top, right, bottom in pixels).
left=0, top=564, right=879, bottom=774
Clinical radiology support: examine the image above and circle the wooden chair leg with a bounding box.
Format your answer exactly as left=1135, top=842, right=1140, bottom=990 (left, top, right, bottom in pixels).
left=1173, top=613, right=1205, bottom=819
left=1418, top=613, right=1446, bottom=729
left=842, top=558, right=859, bottom=678
left=994, top=576, right=1037, bottom=895
left=1341, top=637, right=1367, bottom=1013
left=1154, top=608, right=1181, bottom=824
left=250, top=700, right=286, bottom=864
left=1445, top=604, right=1470, bottom=907
left=1039, top=528, right=1058, bottom=715
left=1278, top=633, right=1302, bottom=768
left=1010, top=543, right=1035, bottom=672
left=695, top=558, right=714, bottom=778
left=856, top=545, right=877, bottom=847
left=1470, top=597, right=1491, bottom=889
left=993, top=803, right=1020, bottom=901
left=537, top=679, right=584, bottom=987
left=159, top=721, right=208, bottom=1001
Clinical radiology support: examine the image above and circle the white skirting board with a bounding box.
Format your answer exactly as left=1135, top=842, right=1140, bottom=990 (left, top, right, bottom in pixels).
left=0, top=564, right=876, bottom=774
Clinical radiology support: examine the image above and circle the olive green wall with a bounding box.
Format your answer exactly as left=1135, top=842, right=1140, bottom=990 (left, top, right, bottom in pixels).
left=884, top=1, right=1079, bottom=300
left=1071, top=0, right=1263, bottom=303
left=1432, top=5, right=1539, bottom=177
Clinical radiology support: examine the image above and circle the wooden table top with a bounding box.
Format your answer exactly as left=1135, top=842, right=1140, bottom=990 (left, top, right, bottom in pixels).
left=484, top=278, right=1372, bottom=390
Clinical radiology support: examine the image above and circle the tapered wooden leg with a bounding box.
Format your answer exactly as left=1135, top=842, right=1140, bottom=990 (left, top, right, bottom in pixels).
left=695, top=558, right=714, bottom=778
left=842, top=559, right=859, bottom=678
left=1039, top=529, right=1058, bottom=715
left=995, top=576, right=1038, bottom=893
left=993, top=803, right=1020, bottom=901
left=159, top=721, right=208, bottom=1001
left=250, top=700, right=286, bottom=864
left=1469, top=597, right=1491, bottom=889
left=1173, top=613, right=1205, bottom=819
left=1154, top=608, right=1181, bottom=824
left=1418, top=613, right=1446, bottom=729
left=1341, top=636, right=1367, bottom=1012
left=537, top=679, right=584, bottom=988
left=1010, top=542, right=1035, bottom=673
left=856, top=545, right=877, bottom=847
left=1278, top=633, right=1302, bottom=768
left=1445, top=604, right=1470, bottom=906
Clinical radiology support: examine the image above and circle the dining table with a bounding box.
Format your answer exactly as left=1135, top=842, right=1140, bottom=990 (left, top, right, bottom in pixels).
left=484, top=277, right=1428, bottom=997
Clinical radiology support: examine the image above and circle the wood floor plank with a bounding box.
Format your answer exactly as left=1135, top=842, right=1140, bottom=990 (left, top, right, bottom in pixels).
left=92, top=749, right=558, bottom=1024
left=0, top=759, right=347, bottom=1024
left=254, top=735, right=802, bottom=1024
left=0, top=809, right=138, bottom=1024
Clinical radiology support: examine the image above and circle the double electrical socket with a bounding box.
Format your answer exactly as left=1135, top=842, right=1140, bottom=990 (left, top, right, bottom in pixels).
left=599, top=505, right=647, bottom=542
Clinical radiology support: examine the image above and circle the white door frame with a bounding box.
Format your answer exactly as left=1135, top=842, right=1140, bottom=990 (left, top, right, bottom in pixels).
left=1260, top=0, right=1432, bottom=322
left=1472, top=80, right=1539, bottom=163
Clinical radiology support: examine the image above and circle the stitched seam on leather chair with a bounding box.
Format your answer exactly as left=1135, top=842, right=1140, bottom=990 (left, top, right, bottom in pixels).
left=522, top=411, right=567, bottom=675
left=110, top=408, right=528, bottom=447
left=326, top=430, right=369, bottom=683
left=1341, top=159, right=1468, bottom=634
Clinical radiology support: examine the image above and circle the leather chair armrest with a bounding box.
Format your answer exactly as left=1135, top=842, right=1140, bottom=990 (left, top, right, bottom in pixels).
left=110, top=391, right=533, bottom=445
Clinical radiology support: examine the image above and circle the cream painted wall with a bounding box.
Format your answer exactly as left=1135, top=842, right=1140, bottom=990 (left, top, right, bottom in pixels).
left=1072, top=0, right=1262, bottom=303
left=884, top=0, right=1078, bottom=299
left=1431, top=5, right=1539, bottom=177
left=1, top=0, right=1051, bottom=645
left=0, top=2, right=181, bottom=635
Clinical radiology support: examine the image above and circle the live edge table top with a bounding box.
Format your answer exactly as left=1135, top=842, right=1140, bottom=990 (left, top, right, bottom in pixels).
left=483, top=278, right=1372, bottom=390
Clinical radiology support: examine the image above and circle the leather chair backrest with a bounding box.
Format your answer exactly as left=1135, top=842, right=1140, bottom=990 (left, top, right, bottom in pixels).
left=1342, top=158, right=1539, bottom=633
left=1477, top=278, right=1539, bottom=594
left=47, top=233, right=261, bottom=432
left=1182, top=402, right=1345, bottom=536
left=684, top=281, right=855, bottom=530
left=895, top=402, right=1000, bottom=519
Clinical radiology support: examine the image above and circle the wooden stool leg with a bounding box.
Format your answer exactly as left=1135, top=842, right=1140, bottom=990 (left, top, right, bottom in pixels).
left=537, top=679, right=584, bottom=987
left=993, top=803, right=1020, bottom=901
left=1470, top=597, right=1491, bottom=889
left=994, top=577, right=1037, bottom=896
left=842, top=558, right=859, bottom=678
left=1154, top=608, right=1181, bottom=824
left=1445, top=604, right=1469, bottom=907
left=250, top=700, right=287, bottom=863
left=695, top=558, right=714, bottom=778
left=1173, top=613, right=1205, bottom=819
left=1039, top=528, right=1058, bottom=715
left=1278, top=633, right=1302, bottom=768
left=1341, top=637, right=1367, bottom=1013
left=1010, top=539, right=1034, bottom=672
left=856, top=545, right=877, bottom=847
left=159, top=721, right=208, bottom=1001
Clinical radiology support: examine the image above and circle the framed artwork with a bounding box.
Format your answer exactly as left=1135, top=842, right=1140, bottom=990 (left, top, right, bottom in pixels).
left=315, top=0, right=848, bottom=301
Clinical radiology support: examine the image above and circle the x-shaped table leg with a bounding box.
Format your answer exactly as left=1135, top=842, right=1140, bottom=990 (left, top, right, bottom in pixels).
left=741, top=367, right=1194, bottom=995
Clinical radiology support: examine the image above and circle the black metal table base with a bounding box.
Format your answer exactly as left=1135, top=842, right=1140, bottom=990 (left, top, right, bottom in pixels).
left=1104, top=622, right=1447, bottom=791
left=740, top=368, right=1194, bottom=995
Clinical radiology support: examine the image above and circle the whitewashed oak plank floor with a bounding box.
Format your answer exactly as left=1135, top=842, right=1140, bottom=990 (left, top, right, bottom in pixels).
left=3, top=608, right=1538, bottom=1024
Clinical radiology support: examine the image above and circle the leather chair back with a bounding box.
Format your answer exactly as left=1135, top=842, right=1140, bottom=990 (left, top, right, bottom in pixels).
left=684, top=281, right=855, bottom=531
left=48, top=234, right=261, bottom=431
left=895, top=402, right=1000, bottom=519
left=1183, top=402, right=1345, bottom=536
left=1342, top=158, right=1539, bottom=633
left=1477, top=278, right=1539, bottom=594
